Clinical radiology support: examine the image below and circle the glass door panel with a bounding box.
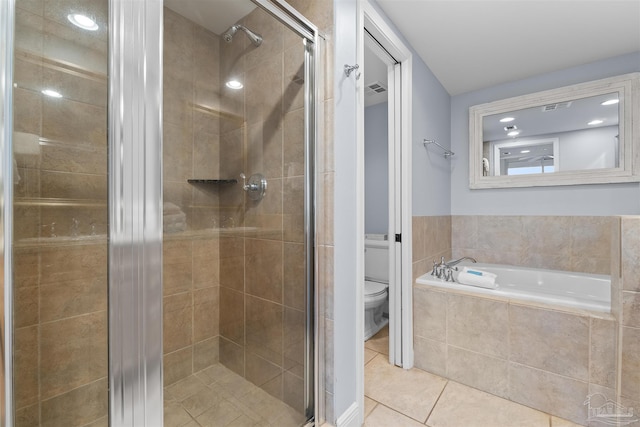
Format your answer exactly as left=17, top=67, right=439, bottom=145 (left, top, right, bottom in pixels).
left=12, top=0, right=109, bottom=425
left=162, top=1, right=311, bottom=425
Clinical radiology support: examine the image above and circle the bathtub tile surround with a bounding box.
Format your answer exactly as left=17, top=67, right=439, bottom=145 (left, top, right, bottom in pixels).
left=412, top=283, right=617, bottom=424
left=451, top=216, right=613, bottom=275
left=412, top=216, right=452, bottom=283
left=620, top=217, right=640, bottom=405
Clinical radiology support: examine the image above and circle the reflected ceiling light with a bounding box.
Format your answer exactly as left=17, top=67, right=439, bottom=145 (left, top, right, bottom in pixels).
left=601, top=99, right=619, bottom=106
left=588, top=119, right=604, bottom=126
left=520, top=150, right=530, bottom=154
left=67, top=13, right=99, bottom=31
left=503, top=125, right=518, bottom=132
left=225, top=79, right=243, bottom=90
left=41, top=89, right=63, bottom=98
left=507, top=130, right=520, bottom=137
left=500, top=117, right=515, bottom=123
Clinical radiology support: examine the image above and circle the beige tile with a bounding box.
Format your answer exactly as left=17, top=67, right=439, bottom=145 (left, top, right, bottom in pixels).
left=522, top=216, right=571, bottom=257
left=245, top=53, right=282, bottom=126
left=571, top=216, right=612, bottom=259
left=40, top=311, right=108, bottom=399
left=621, top=326, right=640, bottom=400
left=39, top=244, right=107, bottom=284
left=589, top=317, right=617, bottom=389
left=623, top=291, right=640, bottom=327
left=412, top=216, right=425, bottom=262
left=283, top=177, right=305, bottom=243
left=284, top=242, right=306, bottom=311
left=283, top=370, right=305, bottom=414
left=14, top=326, right=39, bottom=409
left=365, top=325, right=389, bottom=355
left=414, top=336, right=446, bottom=378
left=165, top=373, right=208, bottom=402
left=163, top=292, right=193, bottom=353
left=164, top=400, right=195, bottom=427
left=193, top=337, right=220, bottom=372
left=451, top=216, right=477, bottom=253
left=364, top=348, right=378, bottom=365
left=219, top=338, right=245, bottom=378
left=40, top=275, right=106, bottom=322
left=196, top=400, right=244, bottom=427
left=40, top=378, right=108, bottom=427
left=551, top=416, right=584, bottom=427
left=364, top=404, right=426, bottom=427
left=181, top=386, right=225, bottom=418
left=193, top=286, right=219, bottom=341
left=477, top=215, right=523, bottom=257
left=245, top=295, right=283, bottom=365
left=364, top=396, right=378, bottom=418
left=447, top=293, right=509, bottom=358
left=220, top=288, right=244, bottom=345
left=245, top=238, right=283, bottom=303
left=219, top=237, right=244, bottom=292
left=621, top=217, right=640, bottom=291
left=164, top=347, right=193, bottom=387
left=510, top=304, right=589, bottom=381
left=15, top=403, right=39, bottom=427
left=42, top=97, right=106, bottom=147
left=447, top=346, right=508, bottom=398
left=14, top=285, right=38, bottom=328
left=413, top=286, right=446, bottom=341
left=283, top=44, right=305, bottom=114
left=508, top=362, right=589, bottom=425
left=245, top=351, right=282, bottom=390
left=365, top=354, right=447, bottom=422
left=283, top=307, right=305, bottom=374
left=427, top=381, right=549, bottom=427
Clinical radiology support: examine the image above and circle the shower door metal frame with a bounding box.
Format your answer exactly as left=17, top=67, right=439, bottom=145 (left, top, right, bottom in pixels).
left=108, top=0, right=164, bottom=425
left=0, top=0, right=15, bottom=425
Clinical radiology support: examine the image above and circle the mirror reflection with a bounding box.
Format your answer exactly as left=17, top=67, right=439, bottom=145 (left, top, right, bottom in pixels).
left=483, top=93, right=619, bottom=176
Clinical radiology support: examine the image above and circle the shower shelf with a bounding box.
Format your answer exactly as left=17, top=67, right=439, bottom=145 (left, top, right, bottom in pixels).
left=187, top=179, right=238, bottom=185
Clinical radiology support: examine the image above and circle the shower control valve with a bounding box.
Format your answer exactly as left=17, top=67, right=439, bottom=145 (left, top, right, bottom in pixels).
left=239, top=173, right=267, bottom=201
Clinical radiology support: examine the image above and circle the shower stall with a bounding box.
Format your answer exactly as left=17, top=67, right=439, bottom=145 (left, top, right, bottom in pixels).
left=0, top=0, right=319, bottom=425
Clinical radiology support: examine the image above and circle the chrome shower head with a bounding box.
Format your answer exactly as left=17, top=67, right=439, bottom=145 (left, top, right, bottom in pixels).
left=222, top=24, right=263, bottom=47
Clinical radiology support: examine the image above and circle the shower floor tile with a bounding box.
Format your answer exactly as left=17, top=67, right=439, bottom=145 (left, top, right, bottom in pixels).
left=164, top=363, right=304, bottom=427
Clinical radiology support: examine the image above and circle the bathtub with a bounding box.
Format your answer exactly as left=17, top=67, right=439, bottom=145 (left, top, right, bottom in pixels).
left=416, top=262, right=610, bottom=313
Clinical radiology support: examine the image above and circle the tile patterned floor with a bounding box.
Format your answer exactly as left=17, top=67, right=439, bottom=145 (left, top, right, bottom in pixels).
left=164, top=364, right=305, bottom=427
left=364, top=327, right=584, bottom=427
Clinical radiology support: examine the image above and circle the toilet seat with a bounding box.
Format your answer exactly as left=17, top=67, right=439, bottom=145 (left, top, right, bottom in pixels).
left=365, top=280, right=387, bottom=298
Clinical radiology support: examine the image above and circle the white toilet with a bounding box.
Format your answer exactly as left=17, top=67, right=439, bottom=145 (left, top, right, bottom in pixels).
left=364, top=234, right=389, bottom=341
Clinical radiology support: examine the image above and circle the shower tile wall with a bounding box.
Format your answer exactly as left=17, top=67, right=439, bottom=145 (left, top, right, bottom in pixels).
left=12, top=0, right=109, bottom=426
left=215, top=5, right=309, bottom=414
left=162, top=8, right=222, bottom=386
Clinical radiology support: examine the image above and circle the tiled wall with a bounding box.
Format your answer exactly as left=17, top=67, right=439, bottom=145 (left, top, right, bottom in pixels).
left=214, top=5, right=311, bottom=415
left=13, top=0, right=109, bottom=425
left=412, top=216, right=453, bottom=282
left=413, top=285, right=617, bottom=424
left=412, top=214, right=640, bottom=425
left=162, top=8, right=222, bottom=387
left=619, top=216, right=640, bottom=414
left=451, top=215, right=613, bottom=275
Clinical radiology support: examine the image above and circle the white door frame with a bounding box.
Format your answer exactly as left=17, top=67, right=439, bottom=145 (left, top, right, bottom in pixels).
left=356, top=0, right=413, bottom=422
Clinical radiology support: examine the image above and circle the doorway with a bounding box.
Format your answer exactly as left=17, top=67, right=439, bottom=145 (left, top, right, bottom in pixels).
left=358, top=0, right=414, bottom=422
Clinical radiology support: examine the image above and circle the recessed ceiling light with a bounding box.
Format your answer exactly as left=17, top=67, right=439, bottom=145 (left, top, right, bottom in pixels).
left=67, top=13, right=99, bottom=31
left=225, top=79, right=243, bottom=90
left=507, top=131, right=520, bottom=137
left=502, top=151, right=510, bottom=155
left=500, top=117, right=515, bottom=123
left=601, top=99, right=619, bottom=106
left=520, top=150, right=530, bottom=154
left=588, top=119, right=604, bottom=126
left=41, top=89, right=63, bottom=98
left=504, top=125, right=518, bottom=132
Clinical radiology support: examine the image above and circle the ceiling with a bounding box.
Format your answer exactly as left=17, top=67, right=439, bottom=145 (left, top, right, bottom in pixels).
left=375, top=0, right=640, bottom=95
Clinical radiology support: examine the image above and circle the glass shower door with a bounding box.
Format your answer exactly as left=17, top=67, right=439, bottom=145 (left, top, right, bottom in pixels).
left=11, top=0, right=109, bottom=425
left=161, top=0, right=315, bottom=426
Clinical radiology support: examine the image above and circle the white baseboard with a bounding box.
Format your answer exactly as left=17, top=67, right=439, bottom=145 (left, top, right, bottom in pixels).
left=336, top=402, right=360, bottom=427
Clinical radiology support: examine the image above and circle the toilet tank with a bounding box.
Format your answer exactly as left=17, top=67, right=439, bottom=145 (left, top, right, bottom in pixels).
left=365, top=235, right=389, bottom=283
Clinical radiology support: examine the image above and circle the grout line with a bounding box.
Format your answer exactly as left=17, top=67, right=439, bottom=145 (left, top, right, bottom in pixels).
left=423, top=379, right=449, bottom=425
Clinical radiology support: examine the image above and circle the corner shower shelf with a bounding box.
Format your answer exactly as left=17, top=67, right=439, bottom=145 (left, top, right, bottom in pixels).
left=187, top=179, right=238, bottom=185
